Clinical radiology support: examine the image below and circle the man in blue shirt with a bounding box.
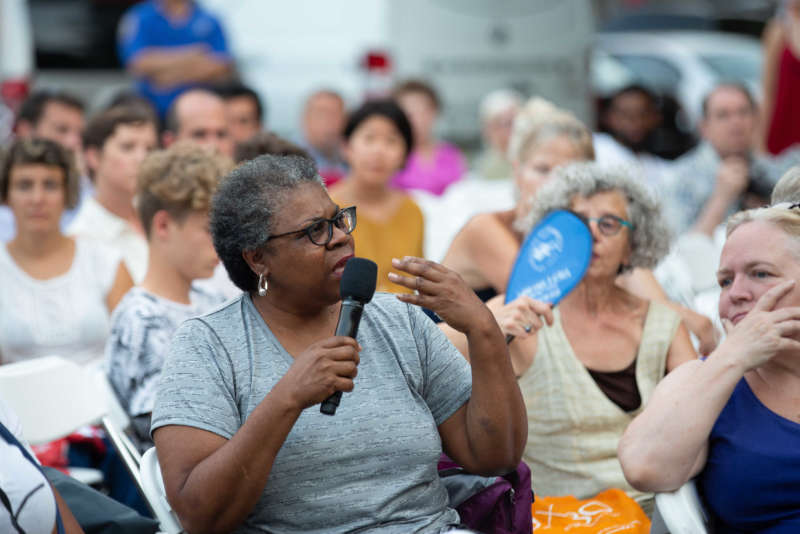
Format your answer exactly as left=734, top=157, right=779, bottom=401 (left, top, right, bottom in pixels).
left=117, top=0, right=234, bottom=118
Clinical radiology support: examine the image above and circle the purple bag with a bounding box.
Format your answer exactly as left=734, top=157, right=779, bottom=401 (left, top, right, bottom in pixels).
left=438, top=454, right=533, bottom=534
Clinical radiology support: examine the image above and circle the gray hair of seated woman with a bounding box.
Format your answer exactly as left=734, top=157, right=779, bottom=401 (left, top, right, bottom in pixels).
left=210, top=154, right=323, bottom=292
left=522, top=162, right=671, bottom=270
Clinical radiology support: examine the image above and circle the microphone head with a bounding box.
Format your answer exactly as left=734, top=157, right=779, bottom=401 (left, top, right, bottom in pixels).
left=340, top=257, right=378, bottom=303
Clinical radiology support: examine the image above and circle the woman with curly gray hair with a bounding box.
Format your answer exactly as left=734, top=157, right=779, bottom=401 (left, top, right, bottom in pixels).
left=500, top=162, right=697, bottom=512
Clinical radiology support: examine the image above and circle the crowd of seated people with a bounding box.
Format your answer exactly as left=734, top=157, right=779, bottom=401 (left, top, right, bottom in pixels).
left=2, top=69, right=800, bottom=533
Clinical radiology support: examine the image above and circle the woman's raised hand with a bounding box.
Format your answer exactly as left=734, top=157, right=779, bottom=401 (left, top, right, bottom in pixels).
left=281, top=336, right=361, bottom=410
left=486, top=294, right=554, bottom=339
left=719, top=280, right=800, bottom=371
left=388, top=256, right=493, bottom=334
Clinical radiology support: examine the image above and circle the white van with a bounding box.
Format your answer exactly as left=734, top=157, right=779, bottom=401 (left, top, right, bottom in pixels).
left=200, top=0, right=594, bottom=144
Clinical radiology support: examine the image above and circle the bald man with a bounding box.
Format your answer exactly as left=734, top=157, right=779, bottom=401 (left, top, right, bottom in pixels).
left=163, top=89, right=234, bottom=158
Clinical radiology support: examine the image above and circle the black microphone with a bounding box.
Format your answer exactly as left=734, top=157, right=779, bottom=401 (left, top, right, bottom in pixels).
left=320, top=257, right=377, bottom=415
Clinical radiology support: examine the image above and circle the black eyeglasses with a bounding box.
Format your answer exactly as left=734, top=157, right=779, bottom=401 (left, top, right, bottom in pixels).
left=267, top=206, right=356, bottom=246
left=575, top=213, right=633, bottom=236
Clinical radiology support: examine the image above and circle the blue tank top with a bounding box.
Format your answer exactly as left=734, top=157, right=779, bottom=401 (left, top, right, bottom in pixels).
left=699, top=379, right=800, bottom=533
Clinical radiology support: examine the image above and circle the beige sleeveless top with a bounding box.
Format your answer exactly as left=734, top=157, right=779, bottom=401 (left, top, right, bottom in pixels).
left=519, top=300, right=680, bottom=507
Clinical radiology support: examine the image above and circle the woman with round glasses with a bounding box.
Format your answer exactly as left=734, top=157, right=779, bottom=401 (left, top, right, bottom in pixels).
left=501, top=162, right=695, bottom=512
left=440, top=98, right=717, bottom=353
left=329, top=99, right=424, bottom=293
left=150, top=155, right=526, bottom=533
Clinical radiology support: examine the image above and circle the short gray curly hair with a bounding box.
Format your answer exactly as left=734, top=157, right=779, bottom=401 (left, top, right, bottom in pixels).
left=210, top=155, right=323, bottom=292
left=521, top=162, right=671, bottom=269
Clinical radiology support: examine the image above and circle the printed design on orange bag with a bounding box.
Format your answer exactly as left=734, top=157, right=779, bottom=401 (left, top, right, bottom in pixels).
left=532, top=489, right=651, bottom=533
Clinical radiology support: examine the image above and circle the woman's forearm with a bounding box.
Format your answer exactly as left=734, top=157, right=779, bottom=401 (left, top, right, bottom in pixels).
left=439, top=322, right=469, bottom=357
left=461, top=317, right=527, bottom=474
left=619, top=353, right=744, bottom=492
left=159, top=385, right=303, bottom=534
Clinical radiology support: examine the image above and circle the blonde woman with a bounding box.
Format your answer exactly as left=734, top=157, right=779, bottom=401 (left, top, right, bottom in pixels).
left=620, top=205, right=800, bottom=530
left=441, top=98, right=593, bottom=301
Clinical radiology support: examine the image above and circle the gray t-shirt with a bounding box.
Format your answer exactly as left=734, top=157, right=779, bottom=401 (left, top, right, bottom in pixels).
left=152, top=293, right=473, bottom=534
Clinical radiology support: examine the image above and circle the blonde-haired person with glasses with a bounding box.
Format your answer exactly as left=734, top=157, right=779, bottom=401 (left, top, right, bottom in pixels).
left=441, top=98, right=594, bottom=302
left=0, top=138, right=133, bottom=365
left=620, top=204, right=800, bottom=531
left=440, top=97, right=717, bottom=354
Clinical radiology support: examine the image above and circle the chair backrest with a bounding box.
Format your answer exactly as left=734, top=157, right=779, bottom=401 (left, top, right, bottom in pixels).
left=140, top=447, right=183, bottom=533
left=89, top=366, right=142, bottom=467
left=653, top=479, right=709, bottom=534
left=0, top=356, right=106, bottom=445
left=88, top=361, right=131, bottom=431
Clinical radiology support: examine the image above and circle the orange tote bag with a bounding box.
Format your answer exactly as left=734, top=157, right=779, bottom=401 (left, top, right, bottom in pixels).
left=532, top=489, right=651, bottom=533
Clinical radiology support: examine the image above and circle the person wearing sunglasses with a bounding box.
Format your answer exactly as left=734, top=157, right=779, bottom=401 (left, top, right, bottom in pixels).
left=471, top=162, right=695, bottom=514
left=150, top=154, right=527, bottom=533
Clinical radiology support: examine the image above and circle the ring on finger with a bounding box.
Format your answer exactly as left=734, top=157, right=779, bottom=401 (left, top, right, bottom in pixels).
left=524, top=324, right=533, bottom=333
left=416, top=276, right=422, bottom=292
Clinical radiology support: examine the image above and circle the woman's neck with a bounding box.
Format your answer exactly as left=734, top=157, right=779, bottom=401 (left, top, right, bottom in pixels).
left=8, top=229, right=68, bottom=258
left=753, top=355, right=800, bottom=389
left=496, top=209, right=523, bottom=243
left=562, top=276, right=624, bottom=317
left=253, top=291, right=341, bottom=345
left=513, top=195, right=533, bottom=230
left=414, top=138, right=436, bottom=159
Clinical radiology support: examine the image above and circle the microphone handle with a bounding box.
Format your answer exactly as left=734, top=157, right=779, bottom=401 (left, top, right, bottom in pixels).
left=320, top=299, right=364, bottom=415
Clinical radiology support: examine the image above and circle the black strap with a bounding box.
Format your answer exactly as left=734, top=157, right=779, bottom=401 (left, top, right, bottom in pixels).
left=0, top=422, right=65, bottom=534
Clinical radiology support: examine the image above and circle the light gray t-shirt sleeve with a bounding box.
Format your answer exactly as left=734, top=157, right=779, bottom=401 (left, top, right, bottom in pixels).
left=407, top=303, right=472, bottom=426
left=151, top=318, right=241, bottom=439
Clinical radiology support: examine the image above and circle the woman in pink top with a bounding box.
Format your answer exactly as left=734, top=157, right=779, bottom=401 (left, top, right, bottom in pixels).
left=392, top=80, right=467, bottom=195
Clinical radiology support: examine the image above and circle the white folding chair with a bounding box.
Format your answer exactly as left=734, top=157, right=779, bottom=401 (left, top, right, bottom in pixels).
left=651, top=479, right=709, bottom=534
left=89, top=366, right=143, bottom=467
left=140, top=447, right=183, bottom=533
left=0, top=355, right=108, bottom=485
left=0, top=356, right=144, bottom=493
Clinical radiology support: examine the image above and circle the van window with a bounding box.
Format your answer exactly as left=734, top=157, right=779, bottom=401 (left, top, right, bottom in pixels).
left=611, top=54, right=682, bottom=90
left=700, top=54, right=760, bottom=83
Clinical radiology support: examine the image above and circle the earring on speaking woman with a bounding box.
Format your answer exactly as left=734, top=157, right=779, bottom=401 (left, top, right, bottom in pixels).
left=258, top=273, right=268, bottom=297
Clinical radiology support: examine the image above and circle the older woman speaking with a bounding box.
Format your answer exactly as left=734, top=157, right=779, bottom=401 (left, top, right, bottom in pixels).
left=150, top=155, right=525, bottom=534
left=472, top=163, right=697, bottom=511
left=620, top=205, right=800, bottom=531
